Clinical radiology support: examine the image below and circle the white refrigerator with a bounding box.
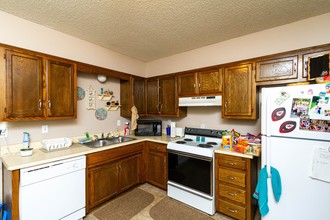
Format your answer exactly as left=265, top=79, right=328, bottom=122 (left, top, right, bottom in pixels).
left=261, top=84, right=330, bottom=220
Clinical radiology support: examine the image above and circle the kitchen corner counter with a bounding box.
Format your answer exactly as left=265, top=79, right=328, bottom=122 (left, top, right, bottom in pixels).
left=1, top=135, right=179, bottom=171
left=215, top=148, right=255, bottom=159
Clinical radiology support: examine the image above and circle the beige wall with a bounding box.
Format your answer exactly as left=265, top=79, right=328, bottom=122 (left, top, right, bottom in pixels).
left=0, top=11, right=146, bottom=76
left=146, top=13, right=330, bottom=76
left=1, top=73, right=129, bottom=145
left=1, top=11, right=330, bottom=146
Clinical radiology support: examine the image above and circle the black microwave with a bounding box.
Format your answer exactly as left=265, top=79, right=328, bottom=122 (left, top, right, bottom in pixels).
left=135, top=120, right=162, bottom=136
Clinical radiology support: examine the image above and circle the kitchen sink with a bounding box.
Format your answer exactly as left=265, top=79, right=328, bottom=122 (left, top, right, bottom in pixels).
left=83, top=136, right=136, bottom=148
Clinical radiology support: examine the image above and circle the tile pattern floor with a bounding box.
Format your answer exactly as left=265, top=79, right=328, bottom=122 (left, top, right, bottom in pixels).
left=84, top=183, right=260, bottom=220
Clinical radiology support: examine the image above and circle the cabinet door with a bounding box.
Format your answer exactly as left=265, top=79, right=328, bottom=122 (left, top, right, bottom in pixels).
left=46, top=59, right=76, bottom=118
left=159, top=76, right=177, bottom=115
left=5, top=50, right=44, bottom=118
left=133, top=77, right=146, bottom=115
left=146, top=147, right=167, bottom=189
left=223, top=63, right=256, bottom=119
left=198, top=69, right=222, bottom=95
left=146, top=78, right=159, bottom=114
left=178, top=72, right=198, bottom=97
left=87, top=161, right=119, bottom=210
left=118, top=154, right=141, bottom=192
left=256, top=56, right=298, bottom=82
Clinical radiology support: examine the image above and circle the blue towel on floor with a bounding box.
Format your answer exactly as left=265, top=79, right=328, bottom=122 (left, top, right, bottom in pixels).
left=271, top=166, right=282, bottom=202
left=253, top=166, right=269, bottom=216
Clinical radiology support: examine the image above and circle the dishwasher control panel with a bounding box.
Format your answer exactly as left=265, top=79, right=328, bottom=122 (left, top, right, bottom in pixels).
left=20, top=156, right=86, bottom=186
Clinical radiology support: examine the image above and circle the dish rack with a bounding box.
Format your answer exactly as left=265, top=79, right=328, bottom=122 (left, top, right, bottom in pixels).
left=41, top=138, right=72, bottom=151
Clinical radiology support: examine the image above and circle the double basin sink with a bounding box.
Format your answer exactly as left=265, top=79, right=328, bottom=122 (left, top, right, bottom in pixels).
left=83, top=136, right=136, bottom=148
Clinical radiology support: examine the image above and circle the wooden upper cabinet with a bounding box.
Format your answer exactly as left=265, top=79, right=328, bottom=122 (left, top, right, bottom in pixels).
left=3, top=49, right=77, bottom=121
left=178, top=69, right=222, bottom=97
left=147, top=76, right=186, bottom=117
left=178, top=72, right=198, bottom=96
left=5, top=50, right=44, bottom=119
left=159, top=76, right=178, bottom=115
left=146, top=78, right=160, bottom=115
left=46, top=59, right=76, bottom=118
left=256, top=56, right=298, bottom=82
left=120, top=76, right=146, bottom=117
left=198, top=69, right=222, bottom=95
left=222, top=63, right=257, bottom=119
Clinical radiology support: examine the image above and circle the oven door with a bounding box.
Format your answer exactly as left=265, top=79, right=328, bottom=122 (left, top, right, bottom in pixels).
left=167, top=149, right=213, bottom=196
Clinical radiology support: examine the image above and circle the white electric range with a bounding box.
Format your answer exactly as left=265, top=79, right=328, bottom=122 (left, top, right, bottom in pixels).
left=167, top=127, right=225, bottom=215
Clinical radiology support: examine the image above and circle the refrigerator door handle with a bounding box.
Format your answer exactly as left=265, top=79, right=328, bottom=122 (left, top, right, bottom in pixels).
left=266, top=137, right=271, bottom=178
left=266, top=94, right=271, bottom=137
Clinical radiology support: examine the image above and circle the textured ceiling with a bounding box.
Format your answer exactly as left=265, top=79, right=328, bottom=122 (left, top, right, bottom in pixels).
left=1, top=1, right=330, bottom=62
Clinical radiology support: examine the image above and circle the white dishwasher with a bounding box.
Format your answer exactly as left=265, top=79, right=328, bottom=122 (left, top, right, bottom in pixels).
left=20, top=156, right=86, bottom=220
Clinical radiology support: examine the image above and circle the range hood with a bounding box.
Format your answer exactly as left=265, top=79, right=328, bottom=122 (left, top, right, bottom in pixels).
left=179, top=96, right=222, bottom=107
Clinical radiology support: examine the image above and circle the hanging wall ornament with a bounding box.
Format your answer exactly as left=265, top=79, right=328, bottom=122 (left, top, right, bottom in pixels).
left=77, top=86, right=85, bottom=101
left=87, top=85, right=96, bottom=110
left=95, top=108, right=107, bottom=120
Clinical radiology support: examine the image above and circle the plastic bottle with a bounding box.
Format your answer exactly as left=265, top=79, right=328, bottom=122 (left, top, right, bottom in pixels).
left=23, top=132, right=30, bottom=149
left=124, top=122, right=130, bottom=136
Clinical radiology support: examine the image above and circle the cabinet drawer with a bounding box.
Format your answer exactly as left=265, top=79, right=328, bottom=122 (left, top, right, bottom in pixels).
left=219, top=183, right=246, bottom=204
left=219, top=199, right=246, bottom=220
left=148, top=142, right=167, bottom=153
left=219, top=168, right=246, bottom=187
left=218, top=155, right=246, bottom=170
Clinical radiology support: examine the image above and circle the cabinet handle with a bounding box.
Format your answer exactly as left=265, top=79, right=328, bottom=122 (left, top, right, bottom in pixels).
left=226, top=207, right=238, bottom=213
left=48, top=100, right=51, bottom=109
left=227, top=162, right=237, bottom=166
left=199, top=83, right=201, bottom=88
left=228, top=192, right=237, bottom=197
left=293, top=62, right=297, bottom=72
left=227, top=176, right=237, bottom=180
left=160, top=103, right=163, bottom=113
left=193, top=83, right=196, bottom=88
left=225, top=102, right=227, bottom=109
left=38, top=99, right=42, bottom=110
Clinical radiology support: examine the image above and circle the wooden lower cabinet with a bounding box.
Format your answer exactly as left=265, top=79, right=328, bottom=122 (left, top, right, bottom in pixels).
left=86, top=142, right=144, bottom=212
left=145, top=142, right=167, bottom=189
left=215, top=153, right=257, bottom=220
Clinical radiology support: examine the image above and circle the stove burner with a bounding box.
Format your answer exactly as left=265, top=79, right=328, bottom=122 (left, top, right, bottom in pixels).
left=206, top=142, right=218, bottom=145
left=176, top=141, right=186, bottom=144
left=197, top=144, right=213, bottom=148
left=184, top=138, right=193, bottom=142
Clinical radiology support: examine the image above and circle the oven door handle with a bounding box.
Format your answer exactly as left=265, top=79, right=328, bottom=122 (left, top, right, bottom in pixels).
left=167, top=149, right=213, bottom=162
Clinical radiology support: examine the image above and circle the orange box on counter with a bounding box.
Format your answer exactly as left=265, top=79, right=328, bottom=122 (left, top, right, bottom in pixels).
left=222, top=135, right=233, bottom=150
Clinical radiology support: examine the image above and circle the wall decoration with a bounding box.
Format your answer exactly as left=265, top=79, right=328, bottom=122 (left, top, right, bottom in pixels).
left=77, top=87, right=85, bottom=101
left=87, top=85, right=96, bottom=110
left=95, top=108, right=107, bottom=120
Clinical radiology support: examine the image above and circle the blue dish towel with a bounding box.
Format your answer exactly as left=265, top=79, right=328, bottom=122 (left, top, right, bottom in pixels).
left=253, top=166, right=269, bottom=216
left=271, top=166, right=282, bottom=202
left=253, top=166, right=282, bottom=217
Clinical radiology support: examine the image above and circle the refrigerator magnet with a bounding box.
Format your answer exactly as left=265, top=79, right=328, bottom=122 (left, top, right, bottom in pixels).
left=272, top=107, right=286, bottom=121
left=279, top=121, right=296, bottom=133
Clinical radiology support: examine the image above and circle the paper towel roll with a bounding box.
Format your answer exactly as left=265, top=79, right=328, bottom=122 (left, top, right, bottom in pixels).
left=170, top=122, right=176, bottom=137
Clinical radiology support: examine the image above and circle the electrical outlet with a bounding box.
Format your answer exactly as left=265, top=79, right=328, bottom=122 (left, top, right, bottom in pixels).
left=117, top=120, right=121, bottom=126
left=41, top=125, right=48, bottom=133
left=200, top=124, right=206, bottom=128
left=0, top=127, right=8, bottom=138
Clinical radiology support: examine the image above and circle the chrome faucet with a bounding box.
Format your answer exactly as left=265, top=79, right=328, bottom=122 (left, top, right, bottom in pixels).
left=93, top=134, right=99, bottom=141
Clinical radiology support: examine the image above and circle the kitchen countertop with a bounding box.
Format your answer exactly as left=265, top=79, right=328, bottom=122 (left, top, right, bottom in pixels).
left=1, top=135, right=256, bottom=171
left=1, top=135, right=178, bottom=171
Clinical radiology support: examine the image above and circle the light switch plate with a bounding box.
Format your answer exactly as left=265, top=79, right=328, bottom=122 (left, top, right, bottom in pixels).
left=117, top=120, right=121, bottom=126
left=41, top=125, right=48, bottom=133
